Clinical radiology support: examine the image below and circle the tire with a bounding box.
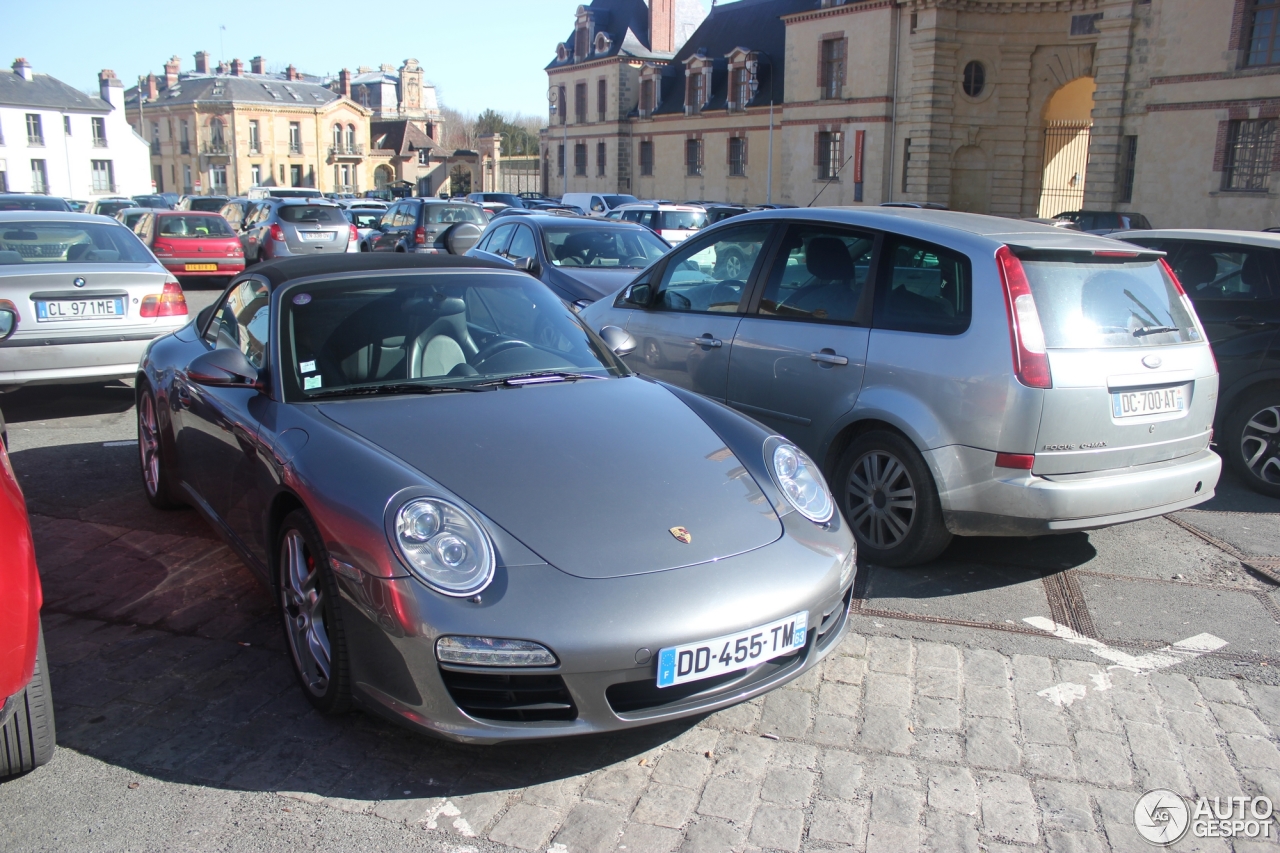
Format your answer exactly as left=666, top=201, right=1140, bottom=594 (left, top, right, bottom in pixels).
left=833, top=430, right=952, bottom=567
left=277, top=509, right=352, bottom=715
left=137, top=383, right=183, bottom=510
left=1, top=619, right=56, bottom=778
left=1224, top=386, right=1280, bottom=498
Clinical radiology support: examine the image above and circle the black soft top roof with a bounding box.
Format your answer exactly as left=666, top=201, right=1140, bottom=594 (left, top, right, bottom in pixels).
left=252, top=253, right=510, bottom=288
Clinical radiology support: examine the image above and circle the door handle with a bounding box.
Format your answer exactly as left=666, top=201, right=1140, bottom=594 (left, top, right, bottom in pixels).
left=810, top=351, right=849, bottom=366
left=1230, top=316, right=1268, bottom=328
left=692, top=336, right=723, bottom=348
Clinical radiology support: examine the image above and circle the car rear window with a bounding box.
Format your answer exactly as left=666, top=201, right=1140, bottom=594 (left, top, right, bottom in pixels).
left=0, top=196, right=71, bottom=211
left=423, top=205, right=486, bottom=225
left=658, top=211, right=707, bottom=231
left=603, top=195, right=639, bottom=207
left=0, top=221, right=154, bottom=264
left=278, top=205, right=343, bottom=224
left=187, top=197, right=227, bottom=212
left=157, top=215, right=233, bottom=237
left=1021, top=256, right=1200, bottom=348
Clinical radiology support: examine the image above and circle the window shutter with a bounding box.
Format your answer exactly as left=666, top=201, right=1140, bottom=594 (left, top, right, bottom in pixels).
left=840, top=39, right=849, bottom=85
left=814, top=132, right=822, bottom=166
left=817, top=40, right=825, bottom=88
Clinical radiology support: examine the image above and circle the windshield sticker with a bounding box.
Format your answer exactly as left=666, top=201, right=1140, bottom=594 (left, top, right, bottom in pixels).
left=303, top=375, right=322, bottom=390
left=292, top=293, right=312, bottom=306
left=300, top=360, right=316, bottom=374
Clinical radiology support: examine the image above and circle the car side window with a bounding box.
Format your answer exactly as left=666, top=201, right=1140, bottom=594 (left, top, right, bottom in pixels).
left=483, top=224, right=517, bottom=256
left=507, top=224, right=537, bottom=260
left=203, top=279, right=271, bottom=369
left=1168, top=242, right=1277, bottom=302
left=650, top=224, right=772, bottom=314
left=756, top=225, right=876, bottom=325
left=873, top=237, right=972, bottom=335
left=590, top=196, right=606, bottom=213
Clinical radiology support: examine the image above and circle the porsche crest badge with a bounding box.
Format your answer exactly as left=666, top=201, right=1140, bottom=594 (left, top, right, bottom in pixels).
left=669, top=526, right=692, bottom=544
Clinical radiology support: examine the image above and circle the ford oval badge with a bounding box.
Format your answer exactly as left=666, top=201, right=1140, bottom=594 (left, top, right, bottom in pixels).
left=73, top=277, right=86, bottom=288
left=1142, top=355, right=1162, bottom=369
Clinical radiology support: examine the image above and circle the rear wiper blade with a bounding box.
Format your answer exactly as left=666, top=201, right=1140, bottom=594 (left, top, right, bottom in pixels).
left=476, top=371, right=609, bottom=388
left=305, top=381, right=489, bottom=399
left=1133, top=326, right=1179, bottom=337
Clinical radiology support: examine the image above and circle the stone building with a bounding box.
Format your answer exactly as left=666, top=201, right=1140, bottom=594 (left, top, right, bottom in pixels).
left=544, top=0, right=1280, bottom=229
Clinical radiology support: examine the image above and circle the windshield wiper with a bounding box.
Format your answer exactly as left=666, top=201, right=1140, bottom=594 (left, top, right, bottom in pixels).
left=1133, top=326, right=1179, bottom=337
left=475, top=370, right=610, bottom=388
left=305, top=381, right=490, bottom=399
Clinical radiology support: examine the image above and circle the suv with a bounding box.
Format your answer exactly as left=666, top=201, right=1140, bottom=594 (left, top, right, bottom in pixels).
left=580, top=208, right=1220, bottom=566
left=614, top=202, right=709, bottom=245
left=1120, top=229, right=1280, bottom=496
left=560, top=192, right=638, bottom=217
left=368, top=198, right=486, bottom=255
left=1054, top=210, right=1153, bottom=235
left=239, top=198, right=357, bottom=262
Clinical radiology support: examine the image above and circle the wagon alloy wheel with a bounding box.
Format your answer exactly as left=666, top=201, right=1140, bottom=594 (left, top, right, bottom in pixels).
left=281, top=530, right=331, bottom=696
left=846, top=450, right=916, bottom=549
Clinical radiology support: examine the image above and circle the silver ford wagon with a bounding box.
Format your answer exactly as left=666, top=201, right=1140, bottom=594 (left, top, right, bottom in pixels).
left=579, top=208, right=1221, bottom=567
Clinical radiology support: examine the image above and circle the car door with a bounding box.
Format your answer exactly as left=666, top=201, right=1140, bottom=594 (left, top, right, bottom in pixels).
left=621, top=222, right=775, bottom=399
left=726, top=223, right=878, bottom=459
left=177, top=277, right=274, bottom=568
left=241, top=203, right=267, bottom=260
left=371, top=204, right=402, bottom=252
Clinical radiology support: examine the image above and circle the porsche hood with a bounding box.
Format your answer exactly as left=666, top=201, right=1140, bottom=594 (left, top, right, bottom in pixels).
left=318, top=377, right=782, bottom=579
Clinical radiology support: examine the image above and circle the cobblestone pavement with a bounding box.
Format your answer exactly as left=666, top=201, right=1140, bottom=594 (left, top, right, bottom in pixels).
left=2, top=382, right=1279, bottom=852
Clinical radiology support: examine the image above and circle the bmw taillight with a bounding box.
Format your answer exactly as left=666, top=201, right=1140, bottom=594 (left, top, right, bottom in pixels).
left=139, top=279, right=188, bottom=318
left=995, top=245, right=1051, bottom=389
left=414, top=226, right=427, bottom=246
left=269, top=223, right=285, bottom=243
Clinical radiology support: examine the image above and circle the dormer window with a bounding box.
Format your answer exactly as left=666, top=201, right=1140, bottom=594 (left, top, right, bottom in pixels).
left=640, top=78, right=655, bottom=117
left=683, top=57, right=710, bottom=116
left=575, top=25, right=590, bottom=60
left=557, top=43, right=569, bottom=63
left=594, top=33, right=611, bottom=55
left=725, top=49, right=758, bottom=113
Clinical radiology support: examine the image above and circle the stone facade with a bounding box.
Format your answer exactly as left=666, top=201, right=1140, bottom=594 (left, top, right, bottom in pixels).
left=543, top=0, right=1280, bottom=229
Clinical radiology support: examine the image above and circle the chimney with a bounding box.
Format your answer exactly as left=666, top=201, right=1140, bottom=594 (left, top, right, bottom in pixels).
left=194, top=51, right=209, bottom=74
left=230, top=58, right=244, bottom=76
left=251, top=56, right=265, bottom=75
left=338, top=68, right=351, bottom=98
left=216, top=61, right=227, bottom=75
left=98, top=69, right=122, bottom=107
left=286, top=64, right=300, bottom=81
left=11, top=58, right=32, bottom=81
left=164, top=55, right=180, bottom=88
left=145, top=73, right=158, bottom=101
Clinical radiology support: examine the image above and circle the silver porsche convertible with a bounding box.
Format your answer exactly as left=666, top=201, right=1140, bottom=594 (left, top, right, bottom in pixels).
left=136, top=254, right=855, bottom=743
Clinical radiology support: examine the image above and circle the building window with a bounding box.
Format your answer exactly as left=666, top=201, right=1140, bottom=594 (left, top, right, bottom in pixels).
left=1222, top=118, right=1276, bottom=191
left=575, top=82, right=588, bottom=123
left=902, top=138, right=912, bottom=193
left=290, top=164, right=303, bottom=186
left=639, top=140, right=654, bottom=176
left=728, top=137, right=747, bottom=177
left=289, top=122, right=302, bottom=154
left=91, top=117, right=107, bottom=147
left=209, top=118, right=225, bottom=153
left=910, top=12, right=918, bottom=33
left=280, top=164, right=286, bottom=183
left=640, top=79, right=655, bottom=116
left=558, top=86, right=567, bottom=125
left=575, top=25, right=589, bottom=60
left=180, top=120, right=190, bottom=155
left=211, top=164, right=227, bottom=193
left=686, top=71, right=705, bottom=114
left=418, top=149, right=429, bottom=165
left=596, top=141, right=606, bottom=176
left=30, top=159, right=48, bottom=193
left=248, top=120, right=260, bottom=153
left=26, top=114, right=43, bottom=146
left=574, top=142, right=587, bottom=176
left=1119, top=135, right=1138, bottom=203
left=183, top=164, right=192, bottom=193
left=557, top=143, right=565, bottom=176
left=333, top=123, right=343, bottom=150
left=731, top=66, right=751, bottom=111
left=152, top=165, right=162, bottom=192
left=597, top=79, right=607, bottom=121
left=0, top=168, right=6, bottom=192
left=90, top=159, right=115, bottom=193
left=63, top=116, right=71, bottom=136
left=685, top=138, right=703, bottom=176
left=251, top=164, right=262, bottom=186
left=962, top=61, right=986, bottom=97
left=816, top=131, right=844, bottom=180
left=820, top=37, right=846, bottom=99
left=346, top=125, right=356, bottom=151
left=1246, top=0, right=1280, bottom=66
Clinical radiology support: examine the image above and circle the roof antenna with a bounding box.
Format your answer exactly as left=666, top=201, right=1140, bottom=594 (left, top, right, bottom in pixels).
left=808, top=146, right=856, bottom=207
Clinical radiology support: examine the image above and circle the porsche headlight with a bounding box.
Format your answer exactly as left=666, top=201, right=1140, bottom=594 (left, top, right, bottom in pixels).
left=394, top=498, right=494, bottom=596
left=764, top=436, right=834, bottom=523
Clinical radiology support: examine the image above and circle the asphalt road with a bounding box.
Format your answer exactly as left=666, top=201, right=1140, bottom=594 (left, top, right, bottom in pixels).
left=0, top=355, right=1277, bottom=851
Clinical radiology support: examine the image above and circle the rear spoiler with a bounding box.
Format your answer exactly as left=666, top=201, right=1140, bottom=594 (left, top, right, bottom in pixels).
left=1004, top=244, right=1166, bottom=262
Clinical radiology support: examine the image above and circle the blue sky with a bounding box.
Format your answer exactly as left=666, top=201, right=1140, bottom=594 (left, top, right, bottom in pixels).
left=2, top=0, right=713, bottom=117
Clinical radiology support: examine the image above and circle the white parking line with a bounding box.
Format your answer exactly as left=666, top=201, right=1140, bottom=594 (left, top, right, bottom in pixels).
left=103, top=440, right=138, bottom=447
left=1023, top=616, right=1228, bottom=706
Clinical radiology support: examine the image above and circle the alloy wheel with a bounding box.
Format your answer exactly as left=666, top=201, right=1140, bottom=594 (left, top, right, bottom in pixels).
left=845, top=449, right=917, bottom=549
left=1241, top=404, right=1280, bottom=487
left=138, top=393, right=161, bottom=497
left=281, top=530, right=331, bottom=696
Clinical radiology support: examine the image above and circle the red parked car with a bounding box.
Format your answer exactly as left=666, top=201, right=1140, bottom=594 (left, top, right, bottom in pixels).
left=135, top=211, right=245, bottom=281
left=0, top=413, right=55, bottom=777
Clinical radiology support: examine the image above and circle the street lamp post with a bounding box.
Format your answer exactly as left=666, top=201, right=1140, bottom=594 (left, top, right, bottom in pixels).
left=747, top=55, right=774, bottom=205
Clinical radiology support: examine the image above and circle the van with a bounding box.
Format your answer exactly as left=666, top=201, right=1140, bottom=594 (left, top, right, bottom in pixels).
left=560, top=193, right=638, bottom=217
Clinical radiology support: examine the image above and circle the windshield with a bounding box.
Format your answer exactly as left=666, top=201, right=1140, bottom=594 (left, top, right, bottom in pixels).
left=281, top=272, right=627, bottom=401
left=543, top=226, right=669, bottom=268
left=603, top=195, right=638, bottom=208
left=658, top=210, right=707, bottom=231
left=1022, top=256, right=1200, bottom=348
left=157, top=215, right=234, bottom=237
left=133, top=196, right=170, bottom=209
left=0, top=196, right=70, bottom=211
left=0, top=220, right=154, bottom=264
left=278, top=205, right=344, bottom=224
left=423, top=205, right=486, bottom=225
left=93, top=201, right=134, bottom=216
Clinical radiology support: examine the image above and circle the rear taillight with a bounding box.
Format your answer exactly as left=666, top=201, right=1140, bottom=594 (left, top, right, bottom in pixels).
left=228, top=243, right=243, bottom=257
left=995, top=452, right=1035, bottom=470
left=995, top=245, right=1051, bottom=389
left=152, top=239, right=172, bottom=257
left=269, top=223, right=285, bottom=243
left=349, top=223, right=359, bottom=244
left=139, top=280, right=188, bottom=318
left=414, top=226, right=427, bottom=246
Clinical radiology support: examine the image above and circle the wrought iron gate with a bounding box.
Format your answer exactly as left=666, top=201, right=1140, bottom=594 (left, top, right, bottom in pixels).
left=1037, top=121, right=1091, bottom=218
left=500, top=156, right=541, bottom=195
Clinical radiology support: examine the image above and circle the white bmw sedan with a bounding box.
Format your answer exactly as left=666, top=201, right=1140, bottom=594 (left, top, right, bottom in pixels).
left=0, top=211, right=188, bottom=389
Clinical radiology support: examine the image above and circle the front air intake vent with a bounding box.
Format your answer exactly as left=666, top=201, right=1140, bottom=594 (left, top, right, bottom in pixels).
left=439, top=669, right=577, bottom=722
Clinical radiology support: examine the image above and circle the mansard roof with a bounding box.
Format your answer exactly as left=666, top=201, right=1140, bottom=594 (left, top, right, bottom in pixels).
left=125, top=74, right=346, bottom=110
left=546, top=0, right=658, bottom=69
left=371, top=120, right=436, bottom=155
left=0, top=69, right=111, bottom=112
left=652, top=0, right=817, bottom=115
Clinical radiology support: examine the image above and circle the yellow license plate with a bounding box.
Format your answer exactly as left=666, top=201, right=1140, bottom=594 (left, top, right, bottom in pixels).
left=184, top=263, right=218, bottom=271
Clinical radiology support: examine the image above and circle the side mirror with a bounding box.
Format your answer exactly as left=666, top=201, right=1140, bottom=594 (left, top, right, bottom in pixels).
left=598, top=325, right=637, bottom=357
left=0, top=306, right=16, bottom=342
left=187, top=347, right=263, bottom=390
left=513, top=256, right=541, bottom=276
left=623, top=283, right=650, bottom=306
